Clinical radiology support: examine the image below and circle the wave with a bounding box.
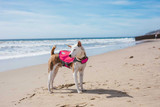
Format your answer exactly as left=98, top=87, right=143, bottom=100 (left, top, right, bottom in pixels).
left=0, top=38, right=134, bottom=48
left=0, top=50, right=63, bottom=60
left=0, top=38, right=135, bottom=60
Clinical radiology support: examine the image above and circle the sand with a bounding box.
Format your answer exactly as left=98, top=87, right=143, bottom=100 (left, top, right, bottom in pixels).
left=0, top=39, right=160, bottom=107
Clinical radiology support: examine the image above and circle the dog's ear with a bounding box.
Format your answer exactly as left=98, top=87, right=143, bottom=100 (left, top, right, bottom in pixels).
left=77, top=41, right=82, bottom=47
left=67, top=45, right=72, bottom=48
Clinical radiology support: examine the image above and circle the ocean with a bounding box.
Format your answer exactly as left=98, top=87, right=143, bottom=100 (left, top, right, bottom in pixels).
left=0, top=37, right=136, bottom=72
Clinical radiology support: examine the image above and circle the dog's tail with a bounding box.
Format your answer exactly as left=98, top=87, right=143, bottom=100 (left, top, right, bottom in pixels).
left=51, top=45, right=56, bottom=55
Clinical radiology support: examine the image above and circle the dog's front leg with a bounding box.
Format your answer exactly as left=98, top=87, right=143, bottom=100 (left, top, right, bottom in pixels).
left=79, top=71, right=84, bottom=91
left=79, top=65, right=86, bottom=92
left=73, top=70, right=82, bottom=94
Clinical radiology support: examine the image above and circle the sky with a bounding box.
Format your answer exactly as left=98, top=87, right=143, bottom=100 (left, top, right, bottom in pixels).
left=0, top=0, right=160, bottom=39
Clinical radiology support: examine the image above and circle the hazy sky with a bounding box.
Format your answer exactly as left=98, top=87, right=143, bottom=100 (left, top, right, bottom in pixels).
left=0, top=0, right=160, bottom=39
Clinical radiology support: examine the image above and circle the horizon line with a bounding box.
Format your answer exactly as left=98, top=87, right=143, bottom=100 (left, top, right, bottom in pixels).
left=0, top=36, right=135, bottom=41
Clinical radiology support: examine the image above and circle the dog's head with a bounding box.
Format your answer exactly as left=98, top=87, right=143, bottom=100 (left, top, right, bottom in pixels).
left=68, top=41, right=85, bottom=58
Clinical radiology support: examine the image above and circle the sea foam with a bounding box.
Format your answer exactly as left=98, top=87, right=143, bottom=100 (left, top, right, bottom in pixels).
left=0, top=37, right=135, bottom=60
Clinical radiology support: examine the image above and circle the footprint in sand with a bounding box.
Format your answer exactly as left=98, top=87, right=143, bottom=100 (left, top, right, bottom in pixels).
left=29, top=93, right=36, bottom=98
left=90, top=104, right=94, bottom=106
left=56, top=104, right=61, bottom=106
left=127, top=100, right=131, bottom=102
left=60, top=104, right=70, bottom=107
left=68, top=94, right=73, bottom=97
left=132, top=64, right=145, bottom=66
left=117, top=84, right=121, bottom=87
left=90, top=98, right=95, bottom=100
left=155, top=56, right=160, bottom=59
left=60, top=96, right=64, bottom=98
left=75, top=102, right=87, bottom=107
left=19, top=97, right=27, bottom=102
left=56, top=83, right=75, bottom=89
left=129, top=56, right=134, bottom=59
left=102, top=84, right=107, bottom=86
left=17, top=93, right=36, bottom=105
left=56, top=82, right=85, bottom=89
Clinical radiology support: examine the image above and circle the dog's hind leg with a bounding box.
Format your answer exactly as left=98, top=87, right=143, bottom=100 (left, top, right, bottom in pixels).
left=48, top=64, right=59, bottom=93
left=51, top=64, right=59, bottom=89
left=48, top=70, right=53, bottom=93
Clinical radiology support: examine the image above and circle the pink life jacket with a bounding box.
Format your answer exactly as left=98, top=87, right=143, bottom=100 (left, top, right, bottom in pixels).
left=59, top=50, right=88, bottom=68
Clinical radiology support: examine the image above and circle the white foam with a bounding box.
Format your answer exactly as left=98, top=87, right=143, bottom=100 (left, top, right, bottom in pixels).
left=0, top=38, right=135, bottom=60
left=0, top=50, right=61, bottom=60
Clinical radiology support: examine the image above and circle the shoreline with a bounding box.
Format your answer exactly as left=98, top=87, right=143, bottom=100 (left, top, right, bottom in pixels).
left=0, top=39, right=160, bottom=107
left=0, top=40, right=136, bottom=72
left=0, top=39, right=156, bottom=73
left=0, top=39, right=147, bottom=73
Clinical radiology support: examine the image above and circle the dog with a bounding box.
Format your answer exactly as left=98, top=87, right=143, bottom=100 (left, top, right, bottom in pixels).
left=48, top=41, right=88, bottom=94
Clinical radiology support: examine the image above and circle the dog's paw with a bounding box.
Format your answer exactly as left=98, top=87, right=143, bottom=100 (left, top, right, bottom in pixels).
left=52, top=87, right=56, bottom=89
left=50, top=92, right=53, bottom=94
left=78, top=91, right=83, bottom=94
left=82, top=89, right=87, bottom=92
left=49, top=90, right=53, bottom=94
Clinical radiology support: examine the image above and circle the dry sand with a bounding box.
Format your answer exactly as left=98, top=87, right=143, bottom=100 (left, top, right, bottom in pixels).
left=0, top=39, right=160, bottom=107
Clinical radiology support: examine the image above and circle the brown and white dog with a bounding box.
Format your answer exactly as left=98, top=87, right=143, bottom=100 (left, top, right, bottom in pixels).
left=48, top=41, right=87, bottom=94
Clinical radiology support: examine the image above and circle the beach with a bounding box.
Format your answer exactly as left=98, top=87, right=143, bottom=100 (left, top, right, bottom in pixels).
left=0, top=39, right=160, bottom=107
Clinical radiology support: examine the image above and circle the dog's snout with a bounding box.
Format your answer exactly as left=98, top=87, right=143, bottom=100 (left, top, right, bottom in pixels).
left=69, top=54, right=71, bottom=57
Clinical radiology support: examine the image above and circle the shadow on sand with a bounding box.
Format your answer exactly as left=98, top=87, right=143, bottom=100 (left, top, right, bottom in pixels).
left=85, top=89, right=133, bottom=98
left=60, top=88, right=133, bottom=98
left=52, top=83, right=133, bottom=98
